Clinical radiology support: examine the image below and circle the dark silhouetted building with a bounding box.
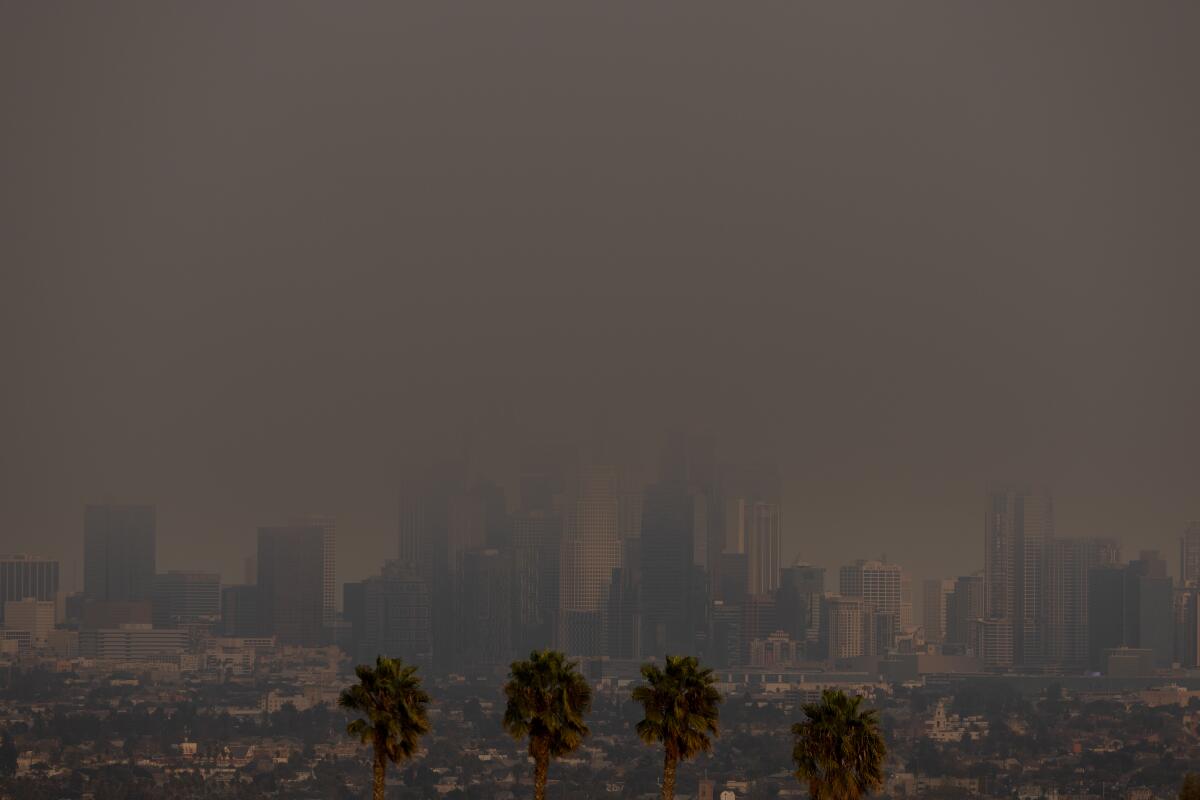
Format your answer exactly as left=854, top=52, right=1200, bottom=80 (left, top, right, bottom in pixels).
left=1088, top=552, right=1173, bottom=672
left=221, top=584, right=259, bottom=637
left=360, top=560, right=432, bottom=667
left=640, top=481, right=698, bottom=656
left=152, top=571, right=220, bottom=628
left=1045, top=537, right=1120, bottom=670
left=257, top=525, right=326, bottom=646
left=84, top=504, right=156, bottom=602
left=460, top=548, right=512, bottom=668
left=512, top=509, right=562, bottom=653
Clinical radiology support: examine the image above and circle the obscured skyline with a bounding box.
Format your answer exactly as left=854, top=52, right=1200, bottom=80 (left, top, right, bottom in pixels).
left=2, top=2, right=1198, bottom=588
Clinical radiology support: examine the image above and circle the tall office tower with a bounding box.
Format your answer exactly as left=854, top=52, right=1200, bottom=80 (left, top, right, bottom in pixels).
left=640, top=481, right=700, bottom=656
left=360, top=561, right=432, bottom=667
left=220, top=585, right=259, bottom=636
left=342, top=581, right=366, bottom=658
left=718, top=464, right=784, bottom=595
left=398, top=461, right=465, bottom=580
left=946, top=574, right=985, bottom=646
left=922, top=579, right=956, bottom=644
left=151, top=571, right=221, bottom=628
left=290, top=515, right=336, bottom=630
left=746, top=501, right=782, bottom=596
left=900, top=575, right=913, bottom=628
left=1087, top=552, right=1174, bottom=671
left=459, top=548, right=512, bottom=669
left=1175, top=586, right=1200, bottom=668
left=821, top=595, right=865, bottom=660
left=558, top=472, right=620, bottom=656
left=512, top=509, right=562, bottom=652
left=983, top=486, right=1054, bottom=667
left=398, top=461, right=469, bottom=670
left=1045, top=538, right=1120, bottom=670
left=710, top=600, right=743, bottom=668
left=256, top=525, right=326, bottom=646
left=840, top=560, right=904, bottom=614
left=605, top=563, right=641, bottom=660
left=714, top=552, right=749, bottom=604
left=84, top=504, right=156, bottom=602
left=1181, top=522, right=1200, bottom=586
left=777, top=564, right=825, bottom=646
left=0, top=555, right=59, bottom=625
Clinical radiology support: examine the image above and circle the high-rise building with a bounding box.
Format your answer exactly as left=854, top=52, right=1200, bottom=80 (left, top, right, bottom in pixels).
left=1181, top=522, right=1200, bottom=586
left=1045, top=538, right=1120, bottom=670
left=746, top=502, right=782, bottom=596
left=359, top=561, right=432, bottom=667
left=220, top=585, right=259, bottom=637
left=984, top=486, right=1053, bottom=667
left=151, top=571, right=221, bottom=628
left=778, top=564, right=825, bottom=647
left=0, top=555, right=59, bottom=626
left=840, top=559, right=904, bottom=652
left=512, top=509, right=562, bottom=653
left=84, top=504, right=156, bottom=602
left=558, top=472, right=620, bottom=656
left=946, top=574, right=985, bottom=647
left=922, top=579, right=956, bottom=644
left=290, top=515, right=337, bottom=630
left=460, top=548, right=512, bottom=668
left=1087, top=552, right=1174, bottom=671
left=257, top=525, right=326, bottom=646
left=640, top=481, right=698, bottom=656
left=1175, top=586, right=1200, bottom=669
left=821, top=595, right=865, bottom=661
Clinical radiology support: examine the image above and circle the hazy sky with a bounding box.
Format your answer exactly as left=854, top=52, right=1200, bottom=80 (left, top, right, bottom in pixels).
left=2, top=3, right=1198, bottom=590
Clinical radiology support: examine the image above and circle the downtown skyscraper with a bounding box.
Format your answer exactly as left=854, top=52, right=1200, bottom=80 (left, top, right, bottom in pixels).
left=983, top=486, right=1054, bottom=668
left=256, top=524, right=327, bottom=647
left=83, top=504, right=156, bottom=603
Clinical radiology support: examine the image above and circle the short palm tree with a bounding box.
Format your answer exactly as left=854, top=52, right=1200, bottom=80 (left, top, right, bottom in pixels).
left=792, top=689, right=886, bottom=800
left=502, top=649, right=593, bottom=800
left=631, top=655, right=722, bottom=800
left=338, top=656, right=432, bottom=800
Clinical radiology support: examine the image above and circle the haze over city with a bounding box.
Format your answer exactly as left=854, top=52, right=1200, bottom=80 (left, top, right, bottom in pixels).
left=3, top=2, right=1198, bottom=592
left=3, top=4, right=1200, bottom=799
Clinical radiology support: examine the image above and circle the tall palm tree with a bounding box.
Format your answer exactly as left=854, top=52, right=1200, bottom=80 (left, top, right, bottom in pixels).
left=631, top=655, right=722, bottom=800
left=502, top=649, right=593, bottom=800
left=338, top=656, right=432, bottom=800
left=792, top=689, right=886, bottom=800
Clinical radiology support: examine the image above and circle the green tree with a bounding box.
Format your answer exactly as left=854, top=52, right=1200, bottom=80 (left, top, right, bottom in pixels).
left=1180, top=773, right=1200, bottom=800
left=792, top=689, right=887, bottom=800
left=338, top=656, right=432, bottom=800
left=631, top=655, right=722, bottom=800
left=502, top=649, right=592, bottom=800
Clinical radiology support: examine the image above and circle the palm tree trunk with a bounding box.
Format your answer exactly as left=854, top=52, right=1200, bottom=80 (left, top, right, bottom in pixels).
left=533, top=740, right=550, bottom=800
left=372, top=741, right=387, bottom=800
left=661, top=751, right=678, bottom=800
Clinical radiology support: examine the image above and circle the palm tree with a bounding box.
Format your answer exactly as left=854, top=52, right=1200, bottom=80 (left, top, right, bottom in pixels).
left=502, top=649, right=593, bottom=800
left=338, top=656, right=432, bottom=800
left=792, top=689, right=886, bottom=800
left=631, top=655, right=722, bottom=800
